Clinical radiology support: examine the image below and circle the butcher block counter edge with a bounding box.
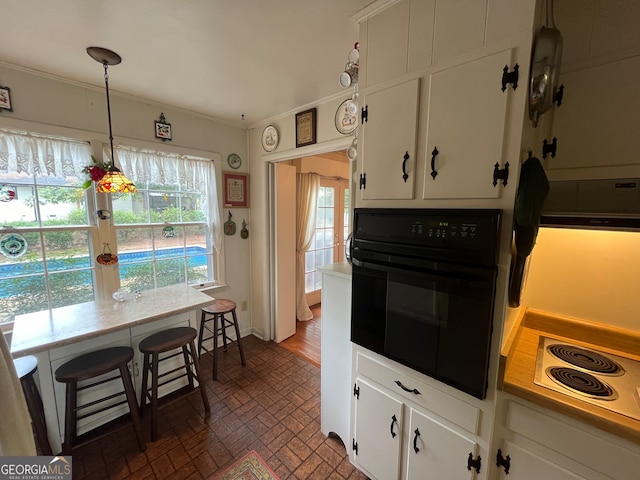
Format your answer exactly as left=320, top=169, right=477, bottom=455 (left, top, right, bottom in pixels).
left=500, top=307, right=640, bottom=445
left=10, top=285, right=214, bottom=357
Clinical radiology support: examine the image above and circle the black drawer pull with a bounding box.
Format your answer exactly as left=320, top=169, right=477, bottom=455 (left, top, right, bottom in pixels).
left=413, top=428, right=421, bottom=453
left=395, top=380, right=421, bottom=395
left=390, top=414, right=398, bottom=438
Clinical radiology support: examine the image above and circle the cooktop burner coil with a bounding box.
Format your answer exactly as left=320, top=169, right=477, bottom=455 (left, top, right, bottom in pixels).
left=546, top=366, right=618, bottom=400
left=547, top=344, right=624, bottom=376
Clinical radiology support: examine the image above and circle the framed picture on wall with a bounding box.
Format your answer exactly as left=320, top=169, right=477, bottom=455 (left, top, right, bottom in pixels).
left=223, top=172, right=249, bottom=208
left=295, top=108, right=317, bottom=147
left=0, top=86, right=13, bottom=111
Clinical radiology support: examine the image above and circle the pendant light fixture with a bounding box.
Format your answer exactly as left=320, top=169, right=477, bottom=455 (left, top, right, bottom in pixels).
left=86, top=46, right=136, bottom=194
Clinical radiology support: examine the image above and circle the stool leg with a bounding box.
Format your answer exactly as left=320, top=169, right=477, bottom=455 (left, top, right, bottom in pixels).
left=150, top=352, right=160, bottom=441
left=182, top=345, right=195, bottom=389
left=213, top=314, right=219, bottom=381
left=119, top=363, right=146, bottom=452
left=140, top=353, right=150, bottom=417
left=62, top=382, right=77, bottom=455
left=188, top=340, right=210, bottom=414
left=221, top=314, right=229, bottom=350
left=197, top=310, right=206, bottom=357
left=21, top=375, right=52, bottom=455
left=231, top=309, right=246, bottom=367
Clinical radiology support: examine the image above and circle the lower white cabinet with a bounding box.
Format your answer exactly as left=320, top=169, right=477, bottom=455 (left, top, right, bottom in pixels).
left=495, top=441, right=587, bottom=480
left=350, top=350, right=481, bottom=480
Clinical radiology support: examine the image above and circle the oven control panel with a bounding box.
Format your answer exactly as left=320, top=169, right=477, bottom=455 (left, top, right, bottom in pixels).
left=411, top=220, right=480, bottom=239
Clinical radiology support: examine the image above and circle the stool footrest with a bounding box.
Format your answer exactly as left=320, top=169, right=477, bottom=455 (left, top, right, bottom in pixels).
left=77, top=398, right=129, bottom=421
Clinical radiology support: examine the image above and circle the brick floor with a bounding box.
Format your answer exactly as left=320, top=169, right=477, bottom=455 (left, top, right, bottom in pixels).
left=68, top=335, right=368, bottom=480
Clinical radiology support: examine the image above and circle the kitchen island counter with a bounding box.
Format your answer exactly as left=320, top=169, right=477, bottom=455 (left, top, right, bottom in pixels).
left=11, top=285, right=214, bottom=357
left=501, top=308, right=640, bottom=445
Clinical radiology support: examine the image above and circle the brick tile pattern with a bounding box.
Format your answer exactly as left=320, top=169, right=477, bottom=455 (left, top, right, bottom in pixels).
left=69, top=335, right=368, bottom=480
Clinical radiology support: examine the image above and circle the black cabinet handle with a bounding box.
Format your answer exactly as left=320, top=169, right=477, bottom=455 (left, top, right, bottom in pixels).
left=395, top=380, right=421, bottom=395
left=402, top=151, right=409, bottom=182
left=430, top=147, right=439, bottom=179
left=390, top=414, right=398, bottom=438
left=413, top=428, right=421, bottom=453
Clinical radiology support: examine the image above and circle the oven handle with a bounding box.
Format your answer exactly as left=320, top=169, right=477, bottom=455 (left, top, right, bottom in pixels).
left=353, top=256, right=489, bottom=283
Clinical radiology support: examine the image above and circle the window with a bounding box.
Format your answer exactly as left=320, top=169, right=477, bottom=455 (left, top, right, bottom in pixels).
left=0, top=130, right=221, bottom=326
left=304, top=178, right=349, bottom=306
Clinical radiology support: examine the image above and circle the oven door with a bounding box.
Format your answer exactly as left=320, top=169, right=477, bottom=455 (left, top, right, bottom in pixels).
left=352, top=254, right=497, bottom=399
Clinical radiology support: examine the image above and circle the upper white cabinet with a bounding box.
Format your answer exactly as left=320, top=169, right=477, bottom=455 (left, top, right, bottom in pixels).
left=432, top=0, right=487, bottom=64
left=359, top=78, right=420, bottom=200
left=423, top=49, right=513, bottom=199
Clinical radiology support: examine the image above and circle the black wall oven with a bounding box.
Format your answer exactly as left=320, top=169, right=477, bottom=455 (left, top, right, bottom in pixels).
left=350, top=208, right=502, bottom=399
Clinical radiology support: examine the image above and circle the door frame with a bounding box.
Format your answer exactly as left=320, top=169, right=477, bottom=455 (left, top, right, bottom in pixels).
left=266, top=137, right=352, bottom=341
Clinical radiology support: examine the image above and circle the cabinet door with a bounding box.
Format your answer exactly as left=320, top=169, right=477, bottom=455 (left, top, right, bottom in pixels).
left=360, top=79, right=419, bottom=200
left=498, top=441, right=587, bottom=480
left=406, top=408, right=477, bottom=480
left=423, top=49, right=512, bottom=199
left=353, top=378, right=403, bottom=480
left=365, top=0, right=410, bottom=87
left=433, top=0, right=487, bottom=64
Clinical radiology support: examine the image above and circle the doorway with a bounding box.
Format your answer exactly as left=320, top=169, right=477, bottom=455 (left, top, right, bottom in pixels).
left=269, top=149, right=351, bottom=354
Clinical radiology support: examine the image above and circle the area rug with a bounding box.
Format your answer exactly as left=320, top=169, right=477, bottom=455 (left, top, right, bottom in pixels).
left=217, top=450, right=280, bottom=480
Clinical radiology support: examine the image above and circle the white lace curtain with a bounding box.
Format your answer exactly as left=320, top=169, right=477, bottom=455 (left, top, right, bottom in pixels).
left=112, top=145, right=222, bottom=253
left=296, top=172, right=320, bottom=321
left=0, top=130, right=91, bottom=182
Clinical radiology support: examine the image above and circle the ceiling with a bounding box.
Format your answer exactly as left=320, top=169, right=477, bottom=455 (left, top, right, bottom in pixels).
left=0, top=0, right=373, bottom=127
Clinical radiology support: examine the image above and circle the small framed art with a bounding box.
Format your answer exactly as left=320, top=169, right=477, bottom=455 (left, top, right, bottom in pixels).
left=0, top=86, right=12, bottom=111
left=223, top=172, right=249, bottom=208
left=295, top=108, right=317, bottom=147
left=155, top=112, right=172, bottom=141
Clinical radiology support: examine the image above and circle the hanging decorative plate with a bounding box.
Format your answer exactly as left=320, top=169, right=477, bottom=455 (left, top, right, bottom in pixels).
left=0, top=185, right=16, bottom=202
left=227, top=153, right=242, bottom=169
left=261, top=125, right=279, bottom=152
left=224, top=211, right=237, bottom=235
left=162, top=225, right=176, bottom=238
left=335, top=99, right=358, bottom=135
left=240, top=220, right=249, bottom=239
left=0, top=233, right=28, bottom=259
left=96, top=243, right=118, bottom=266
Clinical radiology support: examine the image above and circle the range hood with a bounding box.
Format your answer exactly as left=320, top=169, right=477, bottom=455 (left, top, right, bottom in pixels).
left=540, top=178, right=640, bottom=230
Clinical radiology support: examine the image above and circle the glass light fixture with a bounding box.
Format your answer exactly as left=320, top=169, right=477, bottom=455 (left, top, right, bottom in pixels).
left=87, top=46, right=136, bottom=194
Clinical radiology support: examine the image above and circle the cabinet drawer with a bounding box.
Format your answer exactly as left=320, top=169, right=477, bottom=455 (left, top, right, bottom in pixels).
left=356, top=351, right=479, bottom=435
left=49, top=330, right=130, bottom=361
left=130, top=312, right=192, bottom=337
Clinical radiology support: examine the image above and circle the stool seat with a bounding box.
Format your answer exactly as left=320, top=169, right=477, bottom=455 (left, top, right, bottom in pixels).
left=55, top=346, right=133, bottom=382
left=14, top=355, right=53, bottom=456
left=139, top=326, right=210, bottom=441
left=54, top=346, right=145, bottom=455
left=198, top=298, right=246, bottom=381
left=201, top=299, right=236, bottom=315
left=139, top=326, right=197, bottom=354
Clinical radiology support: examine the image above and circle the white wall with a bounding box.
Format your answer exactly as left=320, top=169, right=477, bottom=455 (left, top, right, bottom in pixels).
left=522, top=227, right=640, bottom=332
left=0, top=64, right=254, bottom=335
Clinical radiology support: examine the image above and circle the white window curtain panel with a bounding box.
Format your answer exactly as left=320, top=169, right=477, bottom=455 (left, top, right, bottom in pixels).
left=112, top=145, right=222, bottom=254
left=296, top=172, right=320, bottom=321
left=0, top=129, right=91, bottom=181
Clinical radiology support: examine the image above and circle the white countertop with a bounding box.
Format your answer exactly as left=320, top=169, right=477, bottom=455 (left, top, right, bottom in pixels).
left=10, top=285, right=214, bottom=356
left=319, top=261, right=352, bottom=280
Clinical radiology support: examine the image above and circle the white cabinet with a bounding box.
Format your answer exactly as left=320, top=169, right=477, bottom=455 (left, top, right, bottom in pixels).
left=422, top=49, right=514, bottom=199
left=320, top=265, right=352, bottom=446
left=492, top=399, right=640, bottom=480
left=359, top=78, right=420, bottom=200
left=350, top=349, right=481, bottom=480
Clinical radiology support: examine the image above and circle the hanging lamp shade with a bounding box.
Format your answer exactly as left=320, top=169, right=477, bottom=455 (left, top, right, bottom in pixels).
left=96, top=166, right=137, bottom=193
left=87, top=46, right=136, bottom=194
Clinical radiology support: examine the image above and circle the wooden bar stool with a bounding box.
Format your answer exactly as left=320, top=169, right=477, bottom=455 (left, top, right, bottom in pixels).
left=54, top=346, right=146, bottom=455
left=138, top=326, right=210, bottom=441
left=14, top=355, right=53, bottom=456
left=198, top=299, right=246, bottom=380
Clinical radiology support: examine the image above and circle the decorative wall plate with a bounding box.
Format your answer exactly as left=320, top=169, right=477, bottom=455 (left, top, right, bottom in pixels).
left=0, top=233, right=27, bottom=259
left=261, top=125, right=279, bottom=152
left=227, top=153, right=242, bottom=169
left=335, top=99, right=358, bottom=135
